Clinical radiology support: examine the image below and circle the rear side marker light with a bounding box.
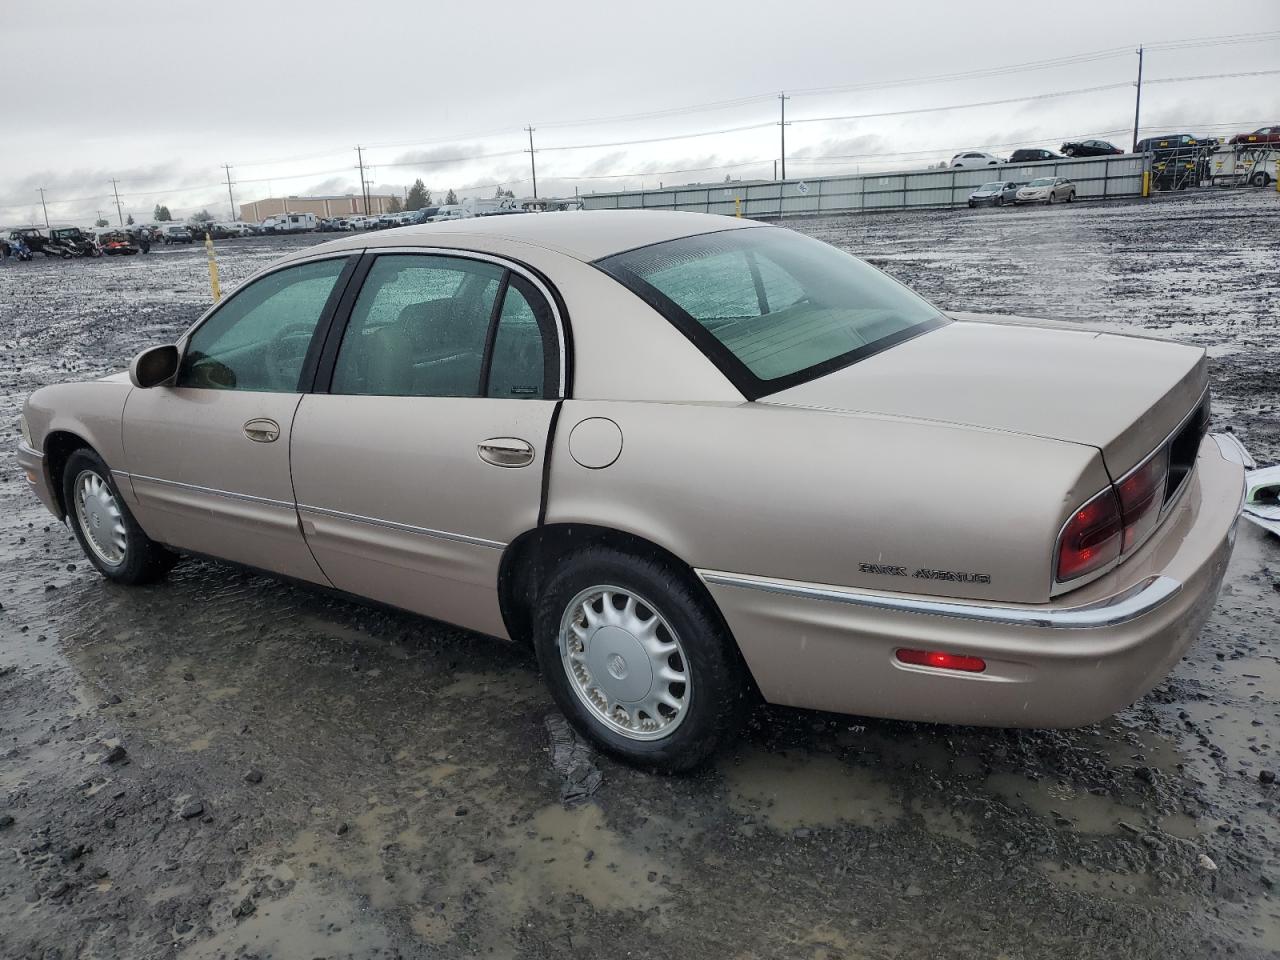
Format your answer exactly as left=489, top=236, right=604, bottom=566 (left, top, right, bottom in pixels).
left=1056, top=487, right=1122, bottom=582
left=896, top=649, right=987, bottom=673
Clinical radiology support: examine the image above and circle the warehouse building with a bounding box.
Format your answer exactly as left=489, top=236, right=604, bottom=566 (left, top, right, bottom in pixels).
left=239, top=194, right=399, bottom=223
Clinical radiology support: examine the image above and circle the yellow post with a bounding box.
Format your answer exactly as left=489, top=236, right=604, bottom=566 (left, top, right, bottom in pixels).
left=204, top=232, right=221, bottom=302
left=734, top=196, right=742, bottom=218
left=1141, top=170, right=1150, bottom=198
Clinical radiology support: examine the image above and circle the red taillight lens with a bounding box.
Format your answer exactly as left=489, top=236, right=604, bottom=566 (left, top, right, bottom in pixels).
left=1116, top=449, right=1169, bottom=552
left=895, top=649, right=986, bottom=673
left=1056, top=488, right=1122, bottom=582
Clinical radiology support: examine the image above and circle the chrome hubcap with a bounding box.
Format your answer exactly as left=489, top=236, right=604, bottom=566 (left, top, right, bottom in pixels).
left=559, top=585, right=691, bottom=741
left=73, top=470, right=127, bottom=566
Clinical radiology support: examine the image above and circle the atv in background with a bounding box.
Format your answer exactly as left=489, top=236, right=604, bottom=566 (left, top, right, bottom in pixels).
left=8, top=228, right=51, bottom=256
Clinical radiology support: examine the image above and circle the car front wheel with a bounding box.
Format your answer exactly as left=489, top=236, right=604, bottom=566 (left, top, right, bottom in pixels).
left=534, top=546, right=749, bottom=772
left=63, top=449, right=177, bottom=585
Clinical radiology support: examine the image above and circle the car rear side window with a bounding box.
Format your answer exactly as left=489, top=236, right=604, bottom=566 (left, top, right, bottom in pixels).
left=177, top=257, right=348, bottom=392
left=330, top=254, right=555, bottom=400
left=597, top=227, right=945, bottom=398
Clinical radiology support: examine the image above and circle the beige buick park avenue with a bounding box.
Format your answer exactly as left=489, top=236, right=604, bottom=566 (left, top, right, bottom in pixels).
left=16, top=211, right=1246, bottom=770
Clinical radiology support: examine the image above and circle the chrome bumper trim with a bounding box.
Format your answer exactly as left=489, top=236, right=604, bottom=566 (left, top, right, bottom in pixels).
left=697, top=570, right=1183, bottom=630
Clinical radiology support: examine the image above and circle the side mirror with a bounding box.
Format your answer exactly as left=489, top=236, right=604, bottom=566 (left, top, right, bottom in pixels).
left=129, top=344, right=180, bottom=388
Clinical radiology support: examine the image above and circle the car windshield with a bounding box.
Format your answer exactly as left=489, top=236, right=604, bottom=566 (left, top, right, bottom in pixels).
left=1028, top=178, right=1054, bottom=186
left=597, top=226, right=945, bottom=395
left=979, top=182, right=1004, bottom=191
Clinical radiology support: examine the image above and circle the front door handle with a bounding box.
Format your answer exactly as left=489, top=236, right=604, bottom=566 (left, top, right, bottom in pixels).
left=244, top=418, right=280, bottom=443
left=478, top=437, right=534, bottom=468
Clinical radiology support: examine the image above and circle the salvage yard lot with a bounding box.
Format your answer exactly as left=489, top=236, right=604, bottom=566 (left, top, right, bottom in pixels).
left=1, top=190, right=1277, bottom=959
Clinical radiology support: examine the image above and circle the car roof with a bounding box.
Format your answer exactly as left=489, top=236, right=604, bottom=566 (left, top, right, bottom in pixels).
left=293, top=210, right=763, bottom=263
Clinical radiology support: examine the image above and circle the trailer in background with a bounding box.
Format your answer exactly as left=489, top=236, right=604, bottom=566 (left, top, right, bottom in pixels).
left=1209, top=145, right=1278, bottom=188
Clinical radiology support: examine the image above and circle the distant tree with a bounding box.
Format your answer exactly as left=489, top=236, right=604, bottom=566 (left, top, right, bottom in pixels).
left=190, top=209, right=215, bottom=222
left=501, top=188, right=515, bottom=198
left=125, top=213, right=135, bottom=225
left=154, top=204, right=173, bottom=222
left=405, top=178, right=431, bottom=210
left=387, top=196, right=403, bottom=213
left=94, top=217, right=109, bottom=227
left=444, top=188, right=458, bottom=205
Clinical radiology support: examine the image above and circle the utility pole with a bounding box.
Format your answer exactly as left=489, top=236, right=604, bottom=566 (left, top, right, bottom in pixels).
left=356, top=145, right=368, bottom=214
left=109, top=179, right=124, bottom=226
left=37, top=188, right=50, bottom=228
left=526, top=126, right=538, bottom=199
left=779, top=92, right=790, bottom=181
left=1132, top=46, right=1144, bottom=153
left=223, top=164, right=236, bottom=221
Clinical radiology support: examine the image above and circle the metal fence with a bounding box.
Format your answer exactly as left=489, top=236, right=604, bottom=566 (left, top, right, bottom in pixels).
left=580, top=154, right=1150, bottom=217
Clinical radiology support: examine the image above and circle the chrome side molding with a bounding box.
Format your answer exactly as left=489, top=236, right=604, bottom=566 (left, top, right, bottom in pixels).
left=698, top=570, right=1183, bottom=630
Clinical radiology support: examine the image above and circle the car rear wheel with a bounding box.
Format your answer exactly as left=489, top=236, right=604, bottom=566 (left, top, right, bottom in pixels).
left=534, top=546, right=749, bottom=772
left=63, top=449, right=177, bottom=585
left=1066, top=190, right=1075, bottom=202
left=1251, top=171, right=1270, bottom=187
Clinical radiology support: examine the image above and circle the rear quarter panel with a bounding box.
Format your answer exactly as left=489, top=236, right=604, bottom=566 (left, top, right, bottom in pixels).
left=546, top=400, right=1110, bottom=604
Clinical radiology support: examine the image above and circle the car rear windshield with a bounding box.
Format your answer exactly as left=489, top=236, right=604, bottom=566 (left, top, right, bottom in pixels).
left=596, top=226, right=946, bottom=398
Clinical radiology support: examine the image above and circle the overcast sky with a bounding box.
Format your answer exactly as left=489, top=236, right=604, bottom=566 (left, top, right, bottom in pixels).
left=1, top=1, right=1276, bottom=225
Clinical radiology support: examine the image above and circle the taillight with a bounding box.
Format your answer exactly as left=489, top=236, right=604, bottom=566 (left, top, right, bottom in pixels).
left=1116, top=449, right=1169, bottom=551
left=1056, top=488, right=1122, bottom=582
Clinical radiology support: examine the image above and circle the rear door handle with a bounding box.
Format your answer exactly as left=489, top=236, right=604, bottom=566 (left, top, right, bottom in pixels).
left=477, top=437, right=534, bottom=468
left=244, top=418, right=280, bottom=443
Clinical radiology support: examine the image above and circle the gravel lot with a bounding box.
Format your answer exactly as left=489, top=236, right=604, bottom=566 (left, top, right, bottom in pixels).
left=1, top=190, right=1277, bottom=960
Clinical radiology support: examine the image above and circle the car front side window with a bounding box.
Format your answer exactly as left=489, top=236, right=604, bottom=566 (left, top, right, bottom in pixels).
left=177, top=257, right=349, bottom=392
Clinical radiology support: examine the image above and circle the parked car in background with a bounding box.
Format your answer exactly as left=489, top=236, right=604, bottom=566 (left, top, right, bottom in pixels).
left=1016, top=177, right=1076, bottom=204
left=428, top=205, right=466, bottom=221
left=951, top=152, right=999, bottom=168
left=1060, top=140, right=1123, bottom=157
left=968, top=181, right=1020, bottom=207
left=15, top=211, right=1242, bottom=771
left=1007, top=148, right=1063, bottom=164
left=1134, top=134, right=1202, bottom=153
left=1227, top=125, right=1280, bottom=146
left=161, top=225, right=194, bottom=245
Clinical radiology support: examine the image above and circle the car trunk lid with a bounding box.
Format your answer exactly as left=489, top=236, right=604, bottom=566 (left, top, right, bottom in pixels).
left=764, top=319, right=1207, bottom=477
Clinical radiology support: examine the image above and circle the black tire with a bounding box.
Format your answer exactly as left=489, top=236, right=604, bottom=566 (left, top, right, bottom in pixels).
left=1047, top=192, right=1056, bottom=204
left=968, top=201, right=975, bottom=208
left=997, top=196, right=1004, bottom=206
left=62, top=448, right=178, bottom=585
left=533, top=546, right=750, bottom=772
left=1250, top=171, right=1269, bottom=187
left=1066, top=190, right=1075, bottom=202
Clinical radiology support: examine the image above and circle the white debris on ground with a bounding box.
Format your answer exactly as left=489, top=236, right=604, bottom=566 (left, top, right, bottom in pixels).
left=1242, top=465, right=1280, bottom=538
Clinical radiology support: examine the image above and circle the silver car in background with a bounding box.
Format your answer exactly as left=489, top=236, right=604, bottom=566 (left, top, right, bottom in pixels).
left=1016, top=177, right=1077, bottom=204
left=968, top=181, right=1020, bottom=207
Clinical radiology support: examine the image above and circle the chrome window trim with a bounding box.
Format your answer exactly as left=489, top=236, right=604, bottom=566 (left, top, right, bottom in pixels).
left=125, top=472, right=296, bottom=510
left=296, top=503, right=505, bottom=550
left=357, top=245, right=569, bottom=398
left=698, top=569, right=1182, bottom=630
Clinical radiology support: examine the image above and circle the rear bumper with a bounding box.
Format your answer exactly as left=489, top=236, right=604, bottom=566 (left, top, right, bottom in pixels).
left=16, top=442, right=60, bottom=517
left=699, top=434, right=1244, bottom=728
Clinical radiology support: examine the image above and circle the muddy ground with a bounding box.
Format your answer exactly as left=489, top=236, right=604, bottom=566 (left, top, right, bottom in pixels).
left=1, top=189, right=1277, bottom=960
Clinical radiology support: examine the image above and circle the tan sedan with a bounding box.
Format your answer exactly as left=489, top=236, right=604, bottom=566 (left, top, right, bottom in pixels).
left=16, top=211, right=1245, bottom=770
